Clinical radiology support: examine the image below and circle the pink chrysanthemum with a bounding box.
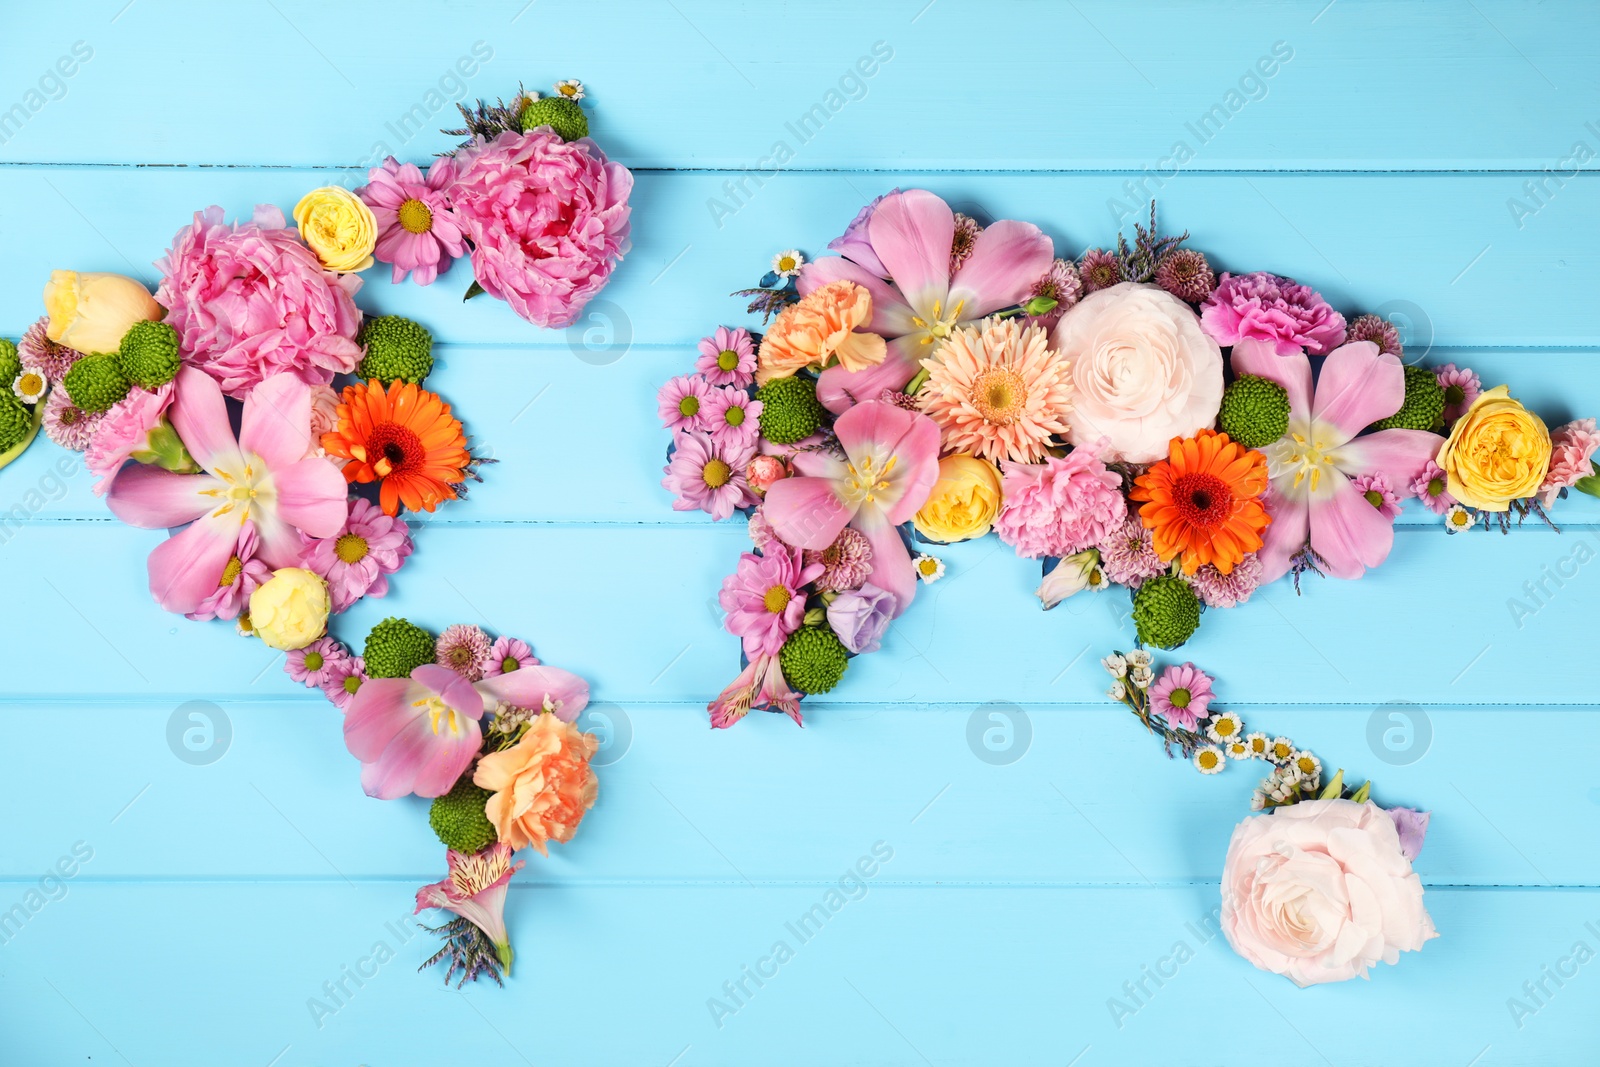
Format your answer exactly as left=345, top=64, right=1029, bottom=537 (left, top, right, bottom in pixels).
left=701, top=386, right=762, bottom=450
left=84, top=382, right=175, bottom=496
left=1409, top=460, right=1456, bottom=515
left=1097, top=517, right=1167, bottom=588
left=358, top=156, right=467, bottom=286
left=1350, top=472, right=1403, bottom=521
left=436, top=624, right=493, bottom=681
left=42, top=387, right=102, bottom=451
left=1200, top=272, right=1347, bottom=356
left=286, top=636, right=351, bottom=688
left=1149, top=662, right=1215, bottom=731
left=1154, top=249, right=1217, bottom=304
left=662, top=431, right=758, bottom=521
left=1344, top=313, right=1403, bottom=358
left=695, top=326, right=757, bottom=387
left=949, top=213, right=982, bottom=274
left=300, top=497, right=413, bottom=613
left=1539, top=418, right=1600, bottom=507
left=20, top=317, right=85, bottom=383
left=804, top=527, right=874, bottom=592
left=1078, top=249, right=1122, bottom=293
left=919, top=317, right=1073, bottom=464
left=321, top=655, right=368, bottom=711
left=658, top=374, right=714, bottom=432
left=1434, top=363, right=1482, bottom=425
left=1186, top=553, right=1264, bottom=609
left=1025, top=258, right=1082, bottom=329
left=995, top=445, right=1127, bottom=559
left=483, top=636, right=539, bottom=678
left=719, top=544, right=824, bottom=657
left=186, top=521, right=273, bottom=622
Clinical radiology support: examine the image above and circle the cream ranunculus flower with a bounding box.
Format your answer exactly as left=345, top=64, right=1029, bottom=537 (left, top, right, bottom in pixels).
left=1436, top=384, right=1551, bottom=511
left=293, top=186, right=378, bottom=273
left=248, top=567, right=331, bottom=650
left=1221, top=798, right=1437, bottom=987
left=42, top=271, right=162, bottom=354
left=1052, top=282, right=1223, bottom=463
left=912, top=452, right=1002, bottom=542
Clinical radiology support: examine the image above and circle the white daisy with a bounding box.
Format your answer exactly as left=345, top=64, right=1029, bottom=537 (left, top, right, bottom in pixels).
left=771, top=249, right=806, bottom=279
left=13, top=367, right=45, bottom=404
left=1102, top=653, right=1128, bottom=678
left=1206, top=711, right=1244, bottom=744
left=1291, top=750, right=1322, bottom=781
left=1194, top=746, right=1225, bottom=774
left=553, top=79, right=585, bottom=101
left=1244, top=732, right=1270, bottom=759
left=1226, top=740, right=1251, bottom=760
left=1268, top=736, right=1295, bottom=764
left=1444, top=504, right=1475, bottom=533
left=914, top=554, right=945, bottom=583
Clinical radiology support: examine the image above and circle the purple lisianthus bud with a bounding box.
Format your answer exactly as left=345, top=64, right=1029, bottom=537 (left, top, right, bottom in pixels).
left=825, top=583, right=897, bottom=654
left=1387, top=807, right=1431, bottom=863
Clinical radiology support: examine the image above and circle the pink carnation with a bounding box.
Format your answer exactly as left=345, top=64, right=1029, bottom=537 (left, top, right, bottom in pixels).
left=994, top=446, right=1128, bottom=559
left=1539, top=418, right=1600, bottom=507
left=1201, top=271, right=1347, bottom=356
left=84, top=382, right=174, bottom=496
left=447, top=130, right=633, bottom=329
left=156, top=205, right=363, bottom=399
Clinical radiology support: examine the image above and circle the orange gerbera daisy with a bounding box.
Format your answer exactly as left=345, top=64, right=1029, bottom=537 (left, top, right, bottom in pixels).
left=321, top=379, right=470, bottom=516
left=1130, top=429, right=1270, bottom=575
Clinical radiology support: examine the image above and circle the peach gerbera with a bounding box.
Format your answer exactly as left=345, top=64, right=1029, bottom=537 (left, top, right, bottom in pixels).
left=473, top=713, right=600, bottom=855
left=918, top=316, right=1073, bottom=463
left=1130, top=429, right=1271, bottom=575
left=320, top=378, right=471, bottom=516
left=756, top=280, right=887, bottom=385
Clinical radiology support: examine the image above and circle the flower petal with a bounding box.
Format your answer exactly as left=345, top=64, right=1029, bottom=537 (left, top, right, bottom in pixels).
left=239, top=372, right=314, bottom=468
left=816, top=335, right=922, bottom=415
left=1312, top=341, right=1404, bottom=444
left=853, top=508, right=917, bottom=618
left=1334, top=427, right=1444, bottom=489
left=763, top=475, right=852, bottom=550
left=797, top=256, right=918, bottom=337
left=1310, top=470, right=1396, bottom=579
left=344, top=678, right=426, bottom=761
left=272, top=457, right=350, bottom=539
left=475, top=664, right=590, bottom=722
left=168, top=366, right=242, bottom=473
left=833, top=400, right=942, bottom=525
left=865, top=189, right=953, bottom=315
left=1231, top=337, right=1312, bottom=422
left=1257, top=481, right=1310, bottom=586
left=947, top=218, right=1055, bottom=319
left=146, top=513, right=241, bottom=614
left=413, top=663, right=488, bottom=720
left=105, top=464, right=222, bottom=529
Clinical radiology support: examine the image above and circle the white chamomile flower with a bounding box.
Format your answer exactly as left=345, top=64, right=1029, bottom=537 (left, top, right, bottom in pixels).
left=1444, top=504, right=1475, bottom=534
left=1102, top=653, right=1128, bottom=678
left=1129, top=665, right=1154, bottom=688
left=12, top=367, right=45, bottom=404
left=1268, top=736, right=1295, bottom=764
left=1290, top=750, right=1322, bottom=781
left=1226, top=740, right=1251, bottom=760
left=553, top=79, right=585, bottom=101
left=1194, top=746, right=1225, bottom=774
left=914, top=554, right=945, bottom=583
left=771, top=249, right=806, bottom=279
left=1244, top=731, right=1270, bottom=760
left=1206, top=711, right=1244, bottom=744
left=1126, top=649, right=1153, bottom=670
left=1107, top=681, right=1127, bottom=701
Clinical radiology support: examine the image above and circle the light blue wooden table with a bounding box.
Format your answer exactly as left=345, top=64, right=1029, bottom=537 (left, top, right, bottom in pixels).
left=2, top=2, right=1598, bottom=1063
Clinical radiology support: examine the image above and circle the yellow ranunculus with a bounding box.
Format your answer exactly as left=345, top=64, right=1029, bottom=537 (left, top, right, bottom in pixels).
left=248, top=567, right=331, bottom=651
left=42, top=271, right=161, bottom=354
left=293, top=186, right=377, bottom=273
left=913, top=453, right=1003, bottom=542
left=1436, top=384, right=1551, bottom=511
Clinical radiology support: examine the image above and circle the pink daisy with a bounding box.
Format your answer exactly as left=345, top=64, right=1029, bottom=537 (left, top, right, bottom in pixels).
left=662, top=431, right=758, bottom=521
left=185, top=521, right=272, bottom=622
left=436, top=624, right=492, bottom=681
left=695, top=326, right=757, bottom=387
left=286, top=636, right=351, bottom=688
left=1344, top=313, right=1402, bottom=358
left=658, top=374, right=714, bottom=432
left=1435, top=363, right=1481, bottom=425
left=20, top=317, right=86, bottom=383
left=42, top=387, right=102, bottom=451
left=719, top=544, right=825, bottom=657
left=357, top=156, right=466, bottom=286
left=483, top=636, right=539, bottom=677
left=321, top=655, right=368, bottom=711
left=1409, top=460, right=1456, bottom=515
left=1186, top=553, right=1263, bottom=609
left=804, top=527, right=874, bottom=592
left=1024, top=258, right=1082, bottom=329
left=300, top=498, right=413, bottom=614
left=1097, top=517, right=1166, bottom=588
left=1350, top=472, right=1403, bottom=521
left=1078, top=249, right=1122, bottom=293
left=1149, top=662, right=1215, bottom=731
left=701, top=386, right=761, bottom=450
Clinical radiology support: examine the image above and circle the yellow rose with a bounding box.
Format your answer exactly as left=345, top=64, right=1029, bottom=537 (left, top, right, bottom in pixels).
left=1437, top=385, right=1551, bottom=511
left=42, top=271, right=161, bottom=354
left=913, top=453, right=1003, bottom=542
left=293, top=187, right=377, bottom=273
left=248, top=568, right=331, bottom=650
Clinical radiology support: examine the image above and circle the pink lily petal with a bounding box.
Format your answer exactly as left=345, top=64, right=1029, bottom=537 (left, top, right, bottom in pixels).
left=1231, top=337, right=1312, bottom=422
left=146, top=512, right=240, bottom=614
left=105, top=464, right=222, bottom=529
left=1335, top=427, right=1444, bottom=488
left=1256, top=483, right=1311, bottom=586
left=854, top=508, right=917, bottom=618
left=816, top=335, right=922, bottom=414
left=946, top=218, right=1055, bottom=319
left=271, top=457, right=350, bottom=539
left=787, top=446, right=850, bottom=481
left=344, top=678, right=424, bottom=760
left=833, top=401, right=941, bottom=524
left=1309, top=470, right=1395, bottom=579
left=763, top=475, right=853, bottom=550
left=413, top=664, right=488, bottom=720
left=251, top=513, right=306, bottom=569
left=239, top=372, right=314, bottom=468
left=866, top=189, right=954, bottom=313
left=345, top=676, right=483, bottom=800
left=1312, top=341, right=1404, bottom=444
left=168, top=367, right=242, bottom=474
left=797, top=256, right=918, bottom=337
left=475, top=664, right=590, bottom=722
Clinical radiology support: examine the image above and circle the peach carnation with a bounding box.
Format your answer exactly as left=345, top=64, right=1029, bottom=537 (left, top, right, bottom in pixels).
left=473, top=713, right=600, bottom=855
left=918, top=316, right=1073, bottom=464
left=757, top=280, right=886, bottom=385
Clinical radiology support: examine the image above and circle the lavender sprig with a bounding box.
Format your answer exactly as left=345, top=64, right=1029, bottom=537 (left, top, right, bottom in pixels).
left=1114, top=201, right=1191, bottom=284
left=418, top=917, right=506, bottom=988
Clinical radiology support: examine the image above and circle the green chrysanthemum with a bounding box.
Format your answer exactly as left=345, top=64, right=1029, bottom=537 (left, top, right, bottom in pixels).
left=428, top=777, right=498, bottom=853
left=116, top=320, right=181, bottom=390
left=518, top=97, right=589, bottom=142
left=1217, top=374, right=1290, bottom=450
left=356, top=316, right=434, bottom=386
left=1131, top=576, right=1202, bottom=650
left=0, top=339, right=20, bottom=387
left=1371, top=364, right=1446, bottom=431
left=62, top=354, right=131, bottom=414
left=779, top=626, right=849, bottom=695
left=756, top=375, right=826, bottom=445
left=0, top=393, right=32, bottom=452
left=363, top=617, right=437, bottom=679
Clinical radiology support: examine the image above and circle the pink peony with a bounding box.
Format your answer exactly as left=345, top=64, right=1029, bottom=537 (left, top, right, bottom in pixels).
left=994, top=445, right=1128, bottom=559
left=718, top=544, right=824, bottom=657
left=1201, top=271, right=1347, bottom=356
left=447, top=129, right=633, bottom=329
left=358, top=156, right=466, bottom=286
left=84, top=382, right=174, bottom=496
left=156, top=205, right=363, bottom=399
left=1539, top=417, right=1600, bottom=507
left=300, top=497, right=413, bottom=613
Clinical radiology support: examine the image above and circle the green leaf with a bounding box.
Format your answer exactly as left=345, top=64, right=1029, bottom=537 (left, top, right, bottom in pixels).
left=1022, top=295, right=1059, bottom=317
left=462, top=279, right=487, bottom=302
left=1571, top=459, right=1600, bottom=499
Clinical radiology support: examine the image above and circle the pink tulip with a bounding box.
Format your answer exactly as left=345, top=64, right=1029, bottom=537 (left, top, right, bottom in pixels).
left=415, top=842, right=524, bottom=973
left=762, top=400, right=940, bottom=613
left=105, top=368, right=347, bottom=614
left=344, top=662, right=588, bottom=800
left=802, top=188, right=1054, bottom=413
left=1234, top=338, right=1443, bottom=583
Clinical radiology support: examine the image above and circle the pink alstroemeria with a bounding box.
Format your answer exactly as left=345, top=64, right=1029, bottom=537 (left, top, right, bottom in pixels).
left=105, top=368, right=347, bottom=614
left=1234, top=338, right=1443, bottom=584
left=415, top=842, right=524, bottom=973
left=344, top=662, right=588, bottom=800
left=762, top=400, right=940, bottom=613
left=708, top=653, right=803, bottom=729
left=801, top=188, right=1054, bottom=412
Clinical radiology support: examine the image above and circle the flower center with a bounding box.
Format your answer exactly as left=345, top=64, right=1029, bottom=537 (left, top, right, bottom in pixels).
left=218, top=556, right=243, bottom=588
left=918, top=558, right=939, bottom=576
left=1364, top=489, right=1385, bottom=508
left=1427, top=477, right=1444, bottom=496
left=1172, top=472, right=1234, bottom=529
left=304, top=651, right=324, bottom=671
left=842, top=453, right=897, bottom=507
left=367, top=423, right=424, bottom=478
left=1270, top=428, right=1339, bottom=495
left=702, top=458, right=731, bottom=488
left=446, top=645, right=476, bottom=669
left=18, top=371, right=43, bottom=395
left=678, top=396, right=700, bottom=418
left=911, top=298, right=966, bottom=345
left=344, top=674, right=363, bottom=695
left=334, top=533, right=369, bottom=564
left=777, top=255, right=797, bottom=273
left=763, top=585, right=792, bottom=613
left=417, top=694, right=468, bottom=737
left=1086, top=262, right=1118, bottom=287
left=717, top=349, right=740, bottom=371
left=1169, top=687, right=1191, bottom=708
left=1445, top=384, right=1465, bottom=405
left=500, top=656, right=520, bottom=674
left=1450, top=509, right=1471, bottom=528
left=60, top=406, right=83, bottom=425
left=725, top=405, right=745, bottom=427
left=397, top=198, right=434, bottom=234
left=971, top=367, right=1027, bottom=425
left=1215, top=718, right=1237, bottom=737
left=1197, top=750, right=1220, bottom=770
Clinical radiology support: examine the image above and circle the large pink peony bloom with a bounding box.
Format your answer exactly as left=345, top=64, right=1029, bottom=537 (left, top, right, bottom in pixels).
left=156, top=205, right=363, bottom=399
left=1201, top=272, right=1347, bottom=356
left=994, top=444, right=1127, bottom=559
left=448, top=129, right=633, bottom=328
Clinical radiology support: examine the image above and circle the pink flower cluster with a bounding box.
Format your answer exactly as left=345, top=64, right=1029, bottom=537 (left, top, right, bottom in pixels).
left=994, top=446, right=1128, bottom=559
left=1201, top=271, right=1347, bottom=356
left=1539, top=418, right=1600, bottom=507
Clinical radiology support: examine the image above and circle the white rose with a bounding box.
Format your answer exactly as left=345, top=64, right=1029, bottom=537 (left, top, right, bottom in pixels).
left=1220, top=799, right=1437, bottom=986
left=1051, top=282, right=1223, bottom=462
